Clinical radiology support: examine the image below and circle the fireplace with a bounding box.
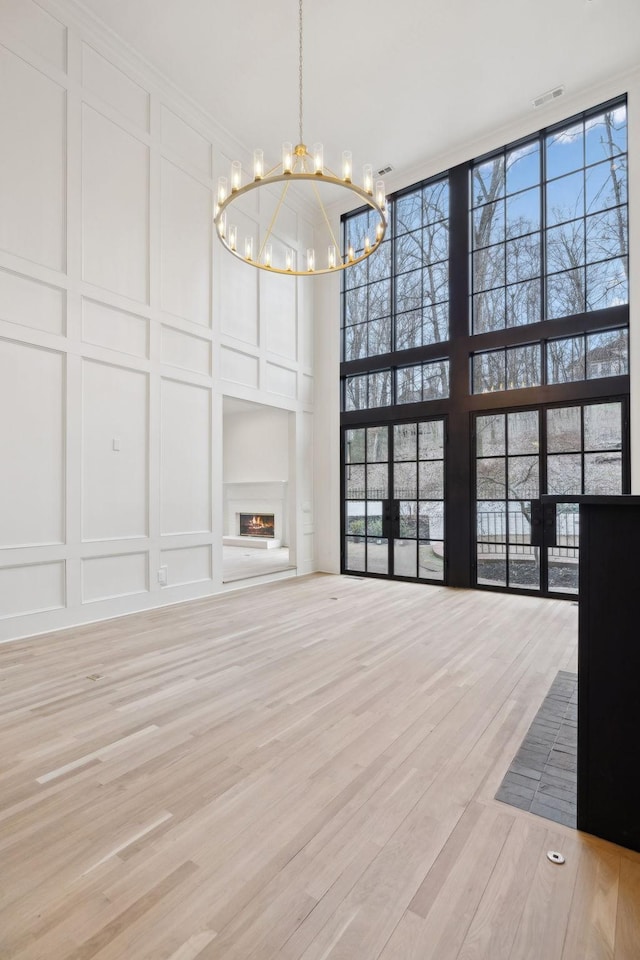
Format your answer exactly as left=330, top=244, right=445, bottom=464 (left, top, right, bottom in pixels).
left=223, top=482, right=287, bottom=549
left=239, top=513, right=275, bottom=538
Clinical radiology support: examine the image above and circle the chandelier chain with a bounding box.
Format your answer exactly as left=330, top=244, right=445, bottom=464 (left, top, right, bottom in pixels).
left=298, top=0, right=303, bottom=146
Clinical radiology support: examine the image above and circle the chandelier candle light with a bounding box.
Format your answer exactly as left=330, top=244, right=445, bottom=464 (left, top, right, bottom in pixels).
left=213, top=0, right=387, bottom=276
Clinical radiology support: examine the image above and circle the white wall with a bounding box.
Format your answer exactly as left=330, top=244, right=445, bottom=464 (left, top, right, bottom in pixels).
left=314, top=67, right=640, bottom=574
left=223, top=405, right=290, bottom=484
left=0, top=0, right=316, bottom=642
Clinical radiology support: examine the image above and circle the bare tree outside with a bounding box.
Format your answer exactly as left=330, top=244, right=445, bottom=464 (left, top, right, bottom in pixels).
left=470, top=104, right=628, bottom=395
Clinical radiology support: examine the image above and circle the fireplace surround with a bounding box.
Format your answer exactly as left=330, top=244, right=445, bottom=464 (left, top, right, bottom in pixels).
left=223, top=482, right=287, bottom=549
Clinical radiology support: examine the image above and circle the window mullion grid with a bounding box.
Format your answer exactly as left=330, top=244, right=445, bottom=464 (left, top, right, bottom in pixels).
left=539, top=406, right=548, bottom=591
left=505, top=409, right=510, bottom=588
left=341, top=218, right=346, bottom=364
left=580, top=401, right=586, bottom=496
left=539, top=130, right=547, bottom=373
left=391, top=197, right=398, bottom=405
left=623, top=397, right=631, bottom=493
left=580, top=122, right=587, bottom=313
left=503, top=156, right=508, bottom=333
left=582, top=128, right=588, bottom=312
left=391, top=198, right=397, bottom=354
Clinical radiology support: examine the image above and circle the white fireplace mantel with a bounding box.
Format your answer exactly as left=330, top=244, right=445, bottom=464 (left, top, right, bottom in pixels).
left=223, top=481, right=288, bottom=547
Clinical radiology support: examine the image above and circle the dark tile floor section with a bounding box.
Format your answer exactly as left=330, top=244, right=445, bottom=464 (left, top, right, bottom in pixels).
left=496, top=670, right=577, bottom=828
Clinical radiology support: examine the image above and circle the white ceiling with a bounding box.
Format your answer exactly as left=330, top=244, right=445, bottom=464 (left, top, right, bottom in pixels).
left=78, top=0, right=640, bottom=179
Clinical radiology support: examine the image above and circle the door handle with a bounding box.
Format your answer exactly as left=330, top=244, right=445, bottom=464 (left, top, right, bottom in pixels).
left=530, top=500, right=543, bottom=547
left=391, top=499, right=400, bottom=540
left=382, top=500, right=392, bottom=540
left=543, top=503, right=558, bottom=548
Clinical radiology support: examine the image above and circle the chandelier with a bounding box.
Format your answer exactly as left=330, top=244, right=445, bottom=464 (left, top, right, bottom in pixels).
left=213, top=0, right=388, bottom=276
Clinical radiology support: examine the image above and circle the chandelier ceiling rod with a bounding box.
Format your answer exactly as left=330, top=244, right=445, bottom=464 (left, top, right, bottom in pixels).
left=298, top=0, right=303, bottom=148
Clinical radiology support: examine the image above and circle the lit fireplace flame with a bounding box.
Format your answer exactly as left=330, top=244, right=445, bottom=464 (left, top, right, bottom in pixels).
left=240, top=513, right=275, bottom=537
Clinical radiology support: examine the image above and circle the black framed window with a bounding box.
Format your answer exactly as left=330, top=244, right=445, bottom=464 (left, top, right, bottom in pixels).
left=547, top=327, right=628, bottom=383
left=340, top=95, right=630, bottom=594
left=470, top=101, right=628, bottom=335
left=471, top=325, right=629, bottom=393
left=345, top=370, right=392, bottom=411
left=546, top=105, right=628, bottom=318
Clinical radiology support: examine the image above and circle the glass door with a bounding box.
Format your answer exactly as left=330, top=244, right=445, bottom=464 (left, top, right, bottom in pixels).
left=475, top=409, right=541, bottom=592
left=545, top=399, right=625, bottom=595
left=392, top=420, right=445, bottom=581
left=344, top=425, right=390, bottom=576
left=343, top=418, right=446, bottom=582
left=474, top=398, right=627, bottom=597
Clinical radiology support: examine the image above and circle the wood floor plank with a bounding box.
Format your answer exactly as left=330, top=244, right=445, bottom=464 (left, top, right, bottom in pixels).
left=378, top=805, right=514, bottom=960
left=614, top=855, right=640, bottom=960
left=508, top=827, right=582, bottom=960
left=456, top=817, right=548, bottom=960
left=561, top=838, right=619, bottom=960
left=0, top=574, right=636, bottom=960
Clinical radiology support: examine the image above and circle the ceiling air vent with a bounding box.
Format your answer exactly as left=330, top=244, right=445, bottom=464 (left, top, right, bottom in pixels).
left=377, top=164, right=393, bottom=176
left=532, top=85, right=565, bottom=109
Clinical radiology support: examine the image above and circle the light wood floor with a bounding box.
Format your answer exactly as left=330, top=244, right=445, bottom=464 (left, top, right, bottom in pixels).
left=1, top=574, right=638, bottom=960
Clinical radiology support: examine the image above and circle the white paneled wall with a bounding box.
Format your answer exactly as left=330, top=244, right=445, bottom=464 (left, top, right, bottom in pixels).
left=0, top=0, right=316, bottom=642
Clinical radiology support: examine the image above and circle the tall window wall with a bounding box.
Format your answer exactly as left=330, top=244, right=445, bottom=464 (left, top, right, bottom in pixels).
left=340, top=97, right=630, bottom=594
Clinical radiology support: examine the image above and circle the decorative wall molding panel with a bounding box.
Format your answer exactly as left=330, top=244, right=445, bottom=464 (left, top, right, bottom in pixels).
left=81, top=298, right=149, bottom=359
left=220, top=347, right=260, bottom=389
left=81, top=551, right=148, bottom=603
left=0, top=561, right=66, bottom=620
left=81, top=105, right=150, bottom=303
left=160, top=377, right=211, bottom=536
left=0, top=338, right=65, bottom=549
left=159, top=544, right=212, bottom=588
left=0, top=267, right=66, bottom=336
left=0, top=0, right=67, bottom=73
left=0, top=45, right=66, bottom=272
left=81, top=42, right=149, bottom=132
left=81, top=359, right=149, bottom=542
left=160, top=160, right=211, bottom=327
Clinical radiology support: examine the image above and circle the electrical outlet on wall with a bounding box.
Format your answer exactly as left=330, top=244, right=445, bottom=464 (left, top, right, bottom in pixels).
left=157, top=566, right=168, bottom=586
